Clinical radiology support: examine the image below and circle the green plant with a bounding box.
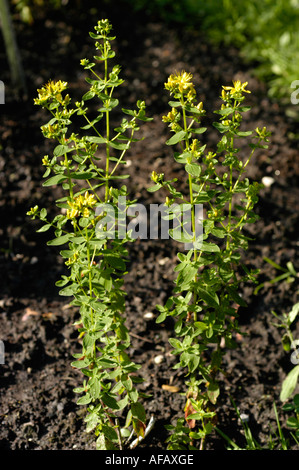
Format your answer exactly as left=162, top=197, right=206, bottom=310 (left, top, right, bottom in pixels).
left=216, top=398, right=290, bottom=450
left=12, top=0, right=64, bottom=24
left=27, top=19, right=152, bottom=450
left=282, top=394, right=299, bottom=442
left=149, top=72, right=271, bottom=449
left=257, top=258, right=299, bottom=402
left=125, top=0, right=299, bottom=106
left=272, top=303, right=299, bottom=402
left=254, top=257, right=298, bottom=294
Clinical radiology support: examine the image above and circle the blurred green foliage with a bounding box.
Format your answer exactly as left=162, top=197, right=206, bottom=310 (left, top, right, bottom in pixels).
left=10, top=0, right=299, bottom=105
left=11, top=0, right=65, bottom=24
left=129, top=0, right=299, bottom=105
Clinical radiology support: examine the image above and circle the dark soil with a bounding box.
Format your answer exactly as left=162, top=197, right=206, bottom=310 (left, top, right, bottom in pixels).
left=0, top=2, right=299, bottom=451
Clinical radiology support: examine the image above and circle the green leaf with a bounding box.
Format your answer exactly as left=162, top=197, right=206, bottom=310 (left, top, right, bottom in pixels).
left=174, top=151, right=191, bottom=164
left=289, top=302, right=299, bottom=324
left=194, top=321, right=208, bottom=334
left=166, top=130, right=187, bottom=146
left=96, top=433, right=108, bottom=450
left=194, top=191, right=211, bottom=203
left=197, top=286, right=219, bottom=308
left=211, top=227, right=226, bottom=238
left=200, top=241, right=220, bottom=253
left=72, top=357, right=91, bottom=369
left=82, top=90, right=95, bottom=101
left=185, top=163, right=201, bottom=177
left=77, top=394, right=92, bottom=405
left=101, top=425, right=118, bottom=442
left=188, top=354, right=200, bottom=373
left=193, top=127, right=207, bottom=135
left=226, top=286, right=247, bottom=307
left=89, top=377, right=101, bottom=399
left=54, top=144, right=72, bottom=157
left=286, top=417, right=299, bottom=429
left=108, top=141, right=129, bottom=150
left=131, top=402, right=146, bottom=424
left=213, top=122, right=229, bottom=133
left=147, top=183, right=162, bottom=193
left=179, top=264, right=198, bottom=285
left=156, top=310, right=167, bottom=323
left=55, top=275, right=69, bottom=287
left=85, top=411, right=99, bottom=433
left=105, top=254, right=126, bottom=271
left=47, top=234, right=72, bottom=246
left=280, top=365, right=299, bottom=402
left=43, top=174, right=67, bottom=187
left=168, top=100, right=181, bottom=108
left=59, top=284, right=78, bottom=296
left=169, top=338, right=183, bottom=351
left=101, top=394, right=119, bottom=410
left=236, top=131, right=252, bottom=137
left=216, top=106, right=234, bottom=117
left=86, top=136, right=106, bottom=144
left=69, top=171, right=95, bottom=180
left=207, top=381, right=220, bottom=404
left=36, top=223, right=52, bottom=233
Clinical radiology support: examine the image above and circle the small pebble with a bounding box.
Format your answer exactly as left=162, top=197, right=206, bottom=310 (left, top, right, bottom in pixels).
left=240, top=413, right=249, bottom=423
left=262, top=176, right=275, bottom=187
left=154, top=354, right=164, bottom=364
left=143, top=312, right=154, bottom=320
left=158, top=257, right=169, bottom=266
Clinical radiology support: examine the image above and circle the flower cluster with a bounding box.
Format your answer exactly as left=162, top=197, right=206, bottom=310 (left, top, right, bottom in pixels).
left=26, top=205, right=39, bottom=219
left=221, top=80, right=250, bottom=101
left=162, top=107, right=180, bottom=124
left=34, top=80, right=69, bottom=107
left=164, top=71, right=196, bottom=101
left=41, top=123, right=61, bottom=139
left=67, top=191, right=97, bottom=219
left=255, top=126, right=271, bottom=142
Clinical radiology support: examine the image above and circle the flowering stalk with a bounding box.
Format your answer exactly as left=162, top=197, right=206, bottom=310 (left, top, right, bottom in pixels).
left=149, top=73, right=271, bottom=449
left=28, top=19, right=152, bottom=450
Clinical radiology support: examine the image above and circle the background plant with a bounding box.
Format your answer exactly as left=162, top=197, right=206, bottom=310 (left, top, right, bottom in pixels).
left=124, top=0, right=299, bottom=109
left=255, top=257, right=299, bottom=402
left=27, top=19, right=151, bottom=450
left=216, top=398, right=291, bottom=450
left=282, top=394, right=299, bottom=443
left=149, top=72, right=271, bottom=449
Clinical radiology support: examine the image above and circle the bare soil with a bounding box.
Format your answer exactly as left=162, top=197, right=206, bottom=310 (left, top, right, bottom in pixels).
left=0, top=2, right=298, bottom=450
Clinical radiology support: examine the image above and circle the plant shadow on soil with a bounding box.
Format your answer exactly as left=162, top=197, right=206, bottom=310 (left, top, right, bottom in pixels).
left=0, top=1, right=298, bottom=450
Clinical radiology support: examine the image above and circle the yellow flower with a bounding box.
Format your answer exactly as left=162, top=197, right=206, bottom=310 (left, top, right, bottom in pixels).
left=162, top=108, right=179, bottom=123
left=66, top=191, right=97, bottom=219
left=222, top=80, right=251, bottom=99
left=190, top=139, right=200, bottom=154
left=26, top=205, right=39, bottom=218
left=41, top=123, right=60, bottom=139
left=34, top=80, right=68, bottom=106
left=42, top=155, right=50, bottom=166
left=83, top=191, right=97, bottom=208
left=165, top=71, right=195, bottom=98
left=65, top=251, right=79, bottom=266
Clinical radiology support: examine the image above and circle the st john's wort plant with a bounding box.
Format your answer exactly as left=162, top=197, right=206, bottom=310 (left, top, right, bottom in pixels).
left=257, top=258, right=299, bottom=402
left=149, top=72, right=271, bottom=449
left=272, top=302, right=299, bottom=402
left=282, top=394, right=299, bottom=443
left=27, top=19, right=152, bottom=450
